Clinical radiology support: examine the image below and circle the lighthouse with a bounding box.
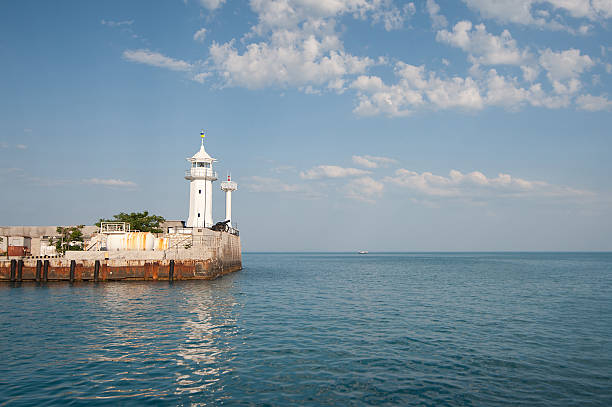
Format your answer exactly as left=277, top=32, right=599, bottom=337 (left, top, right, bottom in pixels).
left=185, top=131, right=218, bottom=228
left=220, top=174, right=238, bottom=226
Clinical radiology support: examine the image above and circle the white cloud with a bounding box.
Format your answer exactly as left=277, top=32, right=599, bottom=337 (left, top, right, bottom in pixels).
left=484, top=69, right=530, bottom=108
left=483, top=69, right=571, bottom=109
left=436, top=21, right=531, bottom=65
left=371, top=1, right=415, bottom=31
left=426, top=0, right=448, bottom=28
left=209, top=35, right=374, bottom=89
left=118, top=1, right=606, bottom=117
left=462, top=0, right=544, bottom=26
left=248, top=0, right=375, bottom=32
left=206, top=0, right=387, bottom=91
left=123, top=49, right=193, bottom=71
left=246, top=175, right=325, bottom=199
left=576, top=94, right=612, bottom=111
left=548, top=0, right=612, bottom=19
left=351, top=75, right=386, bottom=93
left=101, top=19, right=134, bottom=27
left=198, top=0, right=226, bottom=11
left=539, top=48, right=594, bottom=82
left=353, top=155, right=378, bottom=168
left=352, top=155, right=398, bottom=168
left=351, top=44, right=598, bottom=116
left=383, top=168, right=590, bottom=198
left=462, top=0, right=612, bottom=29
left=434, top=22, right=597, bottom=104
left=83, top=178, right=137, bottom=187
left=521, top=64, right=540, bottom=82
left=300, top=165, right=371, bottom=179
left=352, top=62, right=483, bottom=116
left=271, top=165, right=296, bottom=173
left=193, top=28, right=207, bottom=42
left=15, top=144, right=27, bottom=150
left=192, top=72, right=211, bottom=83
left=126, top=1, right=391, bottom=92
left=592, top=0, right=612, bottom=18
left=246, top=175, right=301, bottom=192
left=345, top=176, right=384, bottom=202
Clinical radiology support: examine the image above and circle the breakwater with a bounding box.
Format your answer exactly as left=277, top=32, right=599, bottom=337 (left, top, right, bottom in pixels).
left=0, top=229, right=241, bottom=282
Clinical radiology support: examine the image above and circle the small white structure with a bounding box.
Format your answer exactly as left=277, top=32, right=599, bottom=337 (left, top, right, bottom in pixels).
left=185, top=133, right=218, bottom=228
left=40, top=237, right=58, bottom=256
left=220, top=175, right=238, bottom=226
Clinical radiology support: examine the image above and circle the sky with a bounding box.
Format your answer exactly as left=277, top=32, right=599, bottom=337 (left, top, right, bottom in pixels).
left=1, top=0, right=611, bottom=251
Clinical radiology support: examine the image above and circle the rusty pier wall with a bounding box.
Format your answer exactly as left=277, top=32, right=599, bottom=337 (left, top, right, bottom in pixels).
left=0, top=230, right=241, bottom=282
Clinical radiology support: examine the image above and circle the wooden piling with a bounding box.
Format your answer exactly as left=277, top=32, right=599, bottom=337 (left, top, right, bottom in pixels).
left=70, top=260, right=75, bottom=282
left=43, top=260, right=49, bottom=282
left=94, top=260, right=100, bottom=283
left=10, top=259, right=16, bottom=282
left=169, top=260, right=175, bottom=282
left=17, top=260, right=23, bottom=282
left=36, top=260, right=42, bottom=282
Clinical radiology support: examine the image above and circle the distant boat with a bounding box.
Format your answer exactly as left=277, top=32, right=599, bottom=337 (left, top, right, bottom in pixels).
left=358, top=250, right=368, bottom=254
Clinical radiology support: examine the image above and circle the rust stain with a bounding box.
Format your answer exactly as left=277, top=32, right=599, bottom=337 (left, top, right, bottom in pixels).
left=0, top=259, right=241, bottom=282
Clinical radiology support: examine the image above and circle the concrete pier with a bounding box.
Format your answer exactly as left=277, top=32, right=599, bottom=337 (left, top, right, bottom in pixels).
left=0, top=229, right=241, bottom=282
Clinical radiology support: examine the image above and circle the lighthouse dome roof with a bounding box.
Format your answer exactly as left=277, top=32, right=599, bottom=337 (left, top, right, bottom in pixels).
left=188, top=142, right=216, bottom=162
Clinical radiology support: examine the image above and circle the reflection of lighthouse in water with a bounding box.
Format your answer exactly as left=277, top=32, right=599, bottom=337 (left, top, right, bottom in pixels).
left=175, top=283, right=238, bottom=395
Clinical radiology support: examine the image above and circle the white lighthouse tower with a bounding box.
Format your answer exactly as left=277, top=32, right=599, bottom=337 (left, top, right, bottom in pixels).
left=220, top=175, right=238, bottom=226
left=185, top=131, right=218, bottom=228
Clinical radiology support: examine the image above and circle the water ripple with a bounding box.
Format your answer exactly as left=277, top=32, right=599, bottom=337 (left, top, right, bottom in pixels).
left=0, top=252, right=611, bottom=405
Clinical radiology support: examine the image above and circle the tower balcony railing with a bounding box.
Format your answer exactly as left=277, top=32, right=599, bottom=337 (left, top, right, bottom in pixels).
left=185, top=169, right=218, bottom=179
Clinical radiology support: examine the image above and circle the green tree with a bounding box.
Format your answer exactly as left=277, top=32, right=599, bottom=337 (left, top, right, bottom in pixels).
left=96, top=211, right=165, bottom=233
left=50, top=225, right=85, bottom=255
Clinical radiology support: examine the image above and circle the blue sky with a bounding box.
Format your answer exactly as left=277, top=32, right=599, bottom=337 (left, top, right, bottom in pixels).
left=1, top=0, right=611, bottom=251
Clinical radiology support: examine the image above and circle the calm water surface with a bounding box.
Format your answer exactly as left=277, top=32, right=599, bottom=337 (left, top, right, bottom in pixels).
left=1, top=252, right=611, bottom=406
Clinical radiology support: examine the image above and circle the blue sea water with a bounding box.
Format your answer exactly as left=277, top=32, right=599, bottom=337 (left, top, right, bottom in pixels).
left=0, top=252, right=611, bottom=406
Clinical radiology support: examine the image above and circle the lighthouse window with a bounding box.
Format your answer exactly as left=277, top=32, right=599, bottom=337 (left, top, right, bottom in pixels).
left=199, top=189, right=201, bottom=194
left=198, top=213, right=200, bottom=217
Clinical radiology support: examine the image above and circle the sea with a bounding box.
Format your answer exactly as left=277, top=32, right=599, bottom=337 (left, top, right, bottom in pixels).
left=0, top=252, right=611, bottom=406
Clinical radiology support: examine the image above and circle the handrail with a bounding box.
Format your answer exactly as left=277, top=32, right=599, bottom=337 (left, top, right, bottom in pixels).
left=185, top=169, right=218, bottom=178
left=85, top=235, right=101, bottom=251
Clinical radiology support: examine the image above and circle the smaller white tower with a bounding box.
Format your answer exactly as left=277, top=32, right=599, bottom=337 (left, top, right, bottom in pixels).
left=220, top=175, right=237, bottom=226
